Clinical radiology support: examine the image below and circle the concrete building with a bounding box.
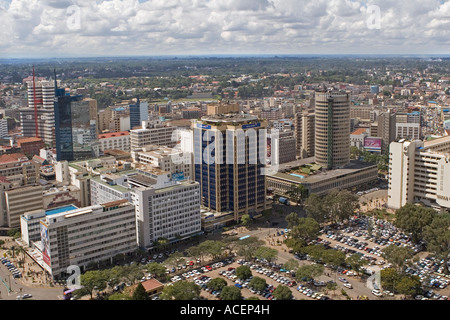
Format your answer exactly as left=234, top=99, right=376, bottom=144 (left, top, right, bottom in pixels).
left=17, top=137, right=45, bottom=157
left=131, top=170, right=201, bottom=248
left=350, top=128, right=369, bottom=150
left=0, top=153, right=40, bottom=187
left=261, top=108, right=281, bottom=121
left=267, top=160, right=378, bottom=197
left=132, top=145, right=193, bottom=179
left=377, top=110, right=397, bottom=152
left=314, top=90, right=351, bottom=169
left=0, top=119, right=8, bottom=138
left=98, top=131, right=131, bottom=152
left=295, top=112, right=315, bottom=159
left=388, top=136, right=450, bottom=211
left=396, top=122, right=421, bottom=140
left=19, top=108, right=56, bottom=147
left=130, top=120, right=177, bottom=150
left=4, top=185, right=43, bottom=228
left=33, top=200, right=137, bottom=279
left=90, top=173, right=133, bottom=205
left=268, top=129, right=296, bottom=165
left=206, top=102, right=239, bottom=115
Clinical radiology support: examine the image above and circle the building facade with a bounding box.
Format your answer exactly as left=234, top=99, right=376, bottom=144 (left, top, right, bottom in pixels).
left=314, top=90, right=351, bottom=169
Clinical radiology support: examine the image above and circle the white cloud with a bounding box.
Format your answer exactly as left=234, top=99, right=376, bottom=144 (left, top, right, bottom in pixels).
left=0, top=0, right=449, bottom=57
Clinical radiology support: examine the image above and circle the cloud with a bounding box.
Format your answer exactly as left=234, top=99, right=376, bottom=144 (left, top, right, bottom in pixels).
left=0, top=0, right=449, bottom=57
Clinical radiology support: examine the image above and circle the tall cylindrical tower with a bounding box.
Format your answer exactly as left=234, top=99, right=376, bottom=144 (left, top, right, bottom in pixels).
left=314, top=90, right=351, bottom=169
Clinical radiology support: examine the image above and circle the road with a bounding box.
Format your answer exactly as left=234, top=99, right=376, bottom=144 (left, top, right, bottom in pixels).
left=0, top=262, right=62, bottom=300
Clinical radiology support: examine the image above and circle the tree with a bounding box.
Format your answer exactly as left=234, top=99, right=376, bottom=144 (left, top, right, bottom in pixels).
left=291, top=217, right=320, bottom=243
left=272, top=285, right=293, bottom=300
left=254, top=246, right=278, bottom=263
left=295, top=264, right=324, bottom=283
left=283, top=259, right=299, bottom=272
left=380, top=268, right=401, bottom=293
left=324, top=190, right=359, bottom=224
left=300, top=245, right=327, bottom=262
left=321, top=249, right=346, bottom=269
left=249, top=276, right=267, bottom=292
left=207, top=278, right=227, bottom=291
left=160, top=281, right=201, bottom=300
left=286, top=184, right=308, bottom=206
left=346, top=254, right=367, bottom=276
left=220, top=285, right=243, bottom=300
left=394, top=204, right=435, bottom=243
left=79, top=270, right=108, bottom=299
left=304, top=194, right=328, bottom=224
left=132, top=283, right=150, bottom=300
left=423, top=214, right=450, bottom=274
left=382, top=244, right=414, bottom=272
left=234, top=237, right=264, bottom=260
left=396, top=275, right=422, bottom=298
left=147, top=262, right=167, bottom=280
left=241, top=214, right=251, bottom=227
left=235, top=265, right=252, bottom=280
left=286, top=212, right=300, bottom=229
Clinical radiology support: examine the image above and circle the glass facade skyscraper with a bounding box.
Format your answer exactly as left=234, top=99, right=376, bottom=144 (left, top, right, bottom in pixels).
left=193, top=114, right=268, bottom=221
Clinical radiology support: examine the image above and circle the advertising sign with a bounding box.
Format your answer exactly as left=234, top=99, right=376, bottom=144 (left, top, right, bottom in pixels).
left=364, top=137, right=382, bottom=152
left=40, top=221, right=51, bottom=267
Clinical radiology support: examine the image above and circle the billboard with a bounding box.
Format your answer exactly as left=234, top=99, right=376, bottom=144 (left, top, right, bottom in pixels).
left=40, top=221, right=51, bottom=267
left=364, top=137, right=382, bottom=152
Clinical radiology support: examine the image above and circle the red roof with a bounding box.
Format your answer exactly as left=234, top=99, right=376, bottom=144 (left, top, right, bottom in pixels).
left=98, top=131, right=130, bottom=139
left=0, top=153, right=28, bottom=164
left=351, top=128, right=368, bottom=135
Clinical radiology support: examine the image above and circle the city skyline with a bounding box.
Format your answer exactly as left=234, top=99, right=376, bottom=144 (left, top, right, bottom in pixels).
left=1, top=0, right=450, bottom=58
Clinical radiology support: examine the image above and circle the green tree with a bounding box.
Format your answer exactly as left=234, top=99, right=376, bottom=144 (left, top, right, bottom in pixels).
left=132, top=282, right=150, bottom=300
left=321, top=249, right=346, bottom=268
left=236, top=265, right=252, bottom=280
left=286, top=212, right=300, bottom=229
left=283, top=259, right=299, bottom=272
left=207, top=278, right=227, bottom=291
left=346, top=254, right=367, bottom=276
left=286, top=184, right=308, bottom=206
left=325, top=190, right=359, bottom=224
left=220, top=285, right=243, bottom=300
left=295, top=264, right=324, bottom=283
left=394, top=204, right=435, bottom=243
left=249, top=276, right=267, bottom=292
left=241, top=214, right=251, bottom=227
left=396, top=275, right=422, bottom=298
left=272, top=285, right=293, bottom=300
left=234, top=237, right=264, bottom=260
left=147, top=262, right=167, bottom=280
left=380, top=268, right=401, bottom=293
left=300, top=244, right=327, bottom=262
left=78, top=270, right=108, bottom=299
left=304, top=194, right=328, bottom=224
left=423, top=214, right=450, bottom=274
left=254, top=246, right=278, bottom=263
left=291, top=217, right=320, bottom=243
left=382, top=244, right=414, bottom=272
left=160, top=281, right=201, bottom=300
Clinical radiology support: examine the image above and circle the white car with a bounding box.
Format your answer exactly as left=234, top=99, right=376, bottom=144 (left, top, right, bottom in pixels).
left=343, top=283, right=353, bottom=289
left=371, top=289, right=383, bottom=297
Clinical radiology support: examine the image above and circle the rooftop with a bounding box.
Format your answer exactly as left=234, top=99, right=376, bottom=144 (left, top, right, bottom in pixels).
left=45, top=205, right=78, bottom=216
left=98, top=131, right=130, bottom=139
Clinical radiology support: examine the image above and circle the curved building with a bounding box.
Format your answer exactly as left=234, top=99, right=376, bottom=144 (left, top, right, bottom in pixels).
left=315, top=90, right=351, bottom=169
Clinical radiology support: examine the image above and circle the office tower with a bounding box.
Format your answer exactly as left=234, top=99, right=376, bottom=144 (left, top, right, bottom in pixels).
left=192, top=114, right=268, bottom=221
left=377, top=110, right=396, bottom=152
left=388, top=137, right=450, bottom=210
left=314, top=90, right=351, bottom=169
left=4, top=185, right=43, bottom=228
left=131, top=171, right=201, bottom=248
left=54, top=87, right=100, bottom=161
left=206, top=102, right=239, bottom=115
left=130, top=99, right=149, bottom=130
left=295, top=112, right=315, bottom=159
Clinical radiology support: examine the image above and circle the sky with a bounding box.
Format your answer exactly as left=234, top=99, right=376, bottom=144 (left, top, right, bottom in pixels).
left=0, top=0, right=449, bottom=58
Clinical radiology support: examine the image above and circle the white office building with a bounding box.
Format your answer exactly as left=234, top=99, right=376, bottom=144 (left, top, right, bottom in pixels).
left=34, top=200, right=137, bottom=279
left=131, top=170, right=201, bottom=249
left=388, top=136, right=450, bottom=211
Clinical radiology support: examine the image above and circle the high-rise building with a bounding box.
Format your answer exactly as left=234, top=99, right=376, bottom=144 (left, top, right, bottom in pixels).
left=377, top=110, right=396, bottom=152
left=130, top=99, right=149, bottom=130
left=314, top=90, right=351, bottom=169
left=388, top=136, right=450, bottom=211
left=295, top=112, right=315, bottom=158
left=0, top=119, right=8, bottom=138
left=192, top=114, right=268, bottom=221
